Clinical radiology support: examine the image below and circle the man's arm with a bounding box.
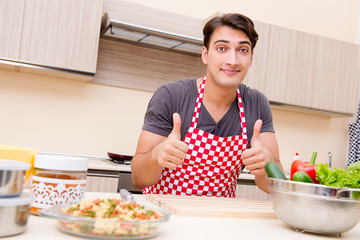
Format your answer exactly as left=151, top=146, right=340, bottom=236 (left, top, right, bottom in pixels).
left=242, top=120, right=282, bottom=193
left=131, top=113, right=188, bottom=189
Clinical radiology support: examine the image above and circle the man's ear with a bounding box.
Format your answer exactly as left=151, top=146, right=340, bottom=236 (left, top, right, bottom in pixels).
left=201, top=46, right=208, bottom=65
left=250, top=50, right=254, bottom=66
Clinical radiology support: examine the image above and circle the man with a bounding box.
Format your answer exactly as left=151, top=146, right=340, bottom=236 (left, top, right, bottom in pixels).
left=131, top=13, right=283, bottom=197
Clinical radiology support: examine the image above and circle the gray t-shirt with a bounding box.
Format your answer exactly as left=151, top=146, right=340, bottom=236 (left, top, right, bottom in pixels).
left=142, top=78, right=274, bottom=148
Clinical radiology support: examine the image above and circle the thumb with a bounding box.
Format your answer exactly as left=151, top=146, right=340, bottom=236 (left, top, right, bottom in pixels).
left=169, top=113, right=182, bottom=140
left=251, top=119, right=262, bottom=146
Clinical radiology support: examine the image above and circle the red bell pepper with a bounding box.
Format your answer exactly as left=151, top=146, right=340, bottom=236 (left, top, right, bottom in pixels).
left=290, top=152, right=319, bottom=183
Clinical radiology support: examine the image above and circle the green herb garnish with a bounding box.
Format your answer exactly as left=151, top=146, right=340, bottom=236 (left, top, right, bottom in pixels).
left=83, top=209, right=96, bottom=218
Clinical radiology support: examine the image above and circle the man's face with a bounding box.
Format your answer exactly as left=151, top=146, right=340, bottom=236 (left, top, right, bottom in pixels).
left=202, top=26, right=254, bottom=89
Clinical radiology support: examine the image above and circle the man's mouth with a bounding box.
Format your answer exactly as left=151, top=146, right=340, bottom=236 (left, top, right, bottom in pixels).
left=221, top=68, right=240, bottom=74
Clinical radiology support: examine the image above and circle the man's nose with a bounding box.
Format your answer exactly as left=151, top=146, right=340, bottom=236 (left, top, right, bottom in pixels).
left=226, top=50, right=239, bottom=65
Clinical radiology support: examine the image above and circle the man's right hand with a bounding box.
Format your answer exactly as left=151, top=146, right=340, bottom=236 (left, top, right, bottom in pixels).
left=154, top=113, right=189, bottom=169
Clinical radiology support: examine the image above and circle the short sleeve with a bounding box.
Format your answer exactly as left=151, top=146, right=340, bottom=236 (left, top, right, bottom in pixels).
left=142, top=86, right=173, bottom=137
left=258, top=92, right=274, bottom=133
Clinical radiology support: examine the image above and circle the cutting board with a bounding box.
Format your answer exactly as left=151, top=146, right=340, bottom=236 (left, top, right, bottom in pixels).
left=146, top=194, right=277, bottom=219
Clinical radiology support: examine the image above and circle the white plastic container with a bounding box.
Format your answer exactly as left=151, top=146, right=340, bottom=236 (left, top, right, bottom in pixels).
left=30, top=154, right=88, bottom=214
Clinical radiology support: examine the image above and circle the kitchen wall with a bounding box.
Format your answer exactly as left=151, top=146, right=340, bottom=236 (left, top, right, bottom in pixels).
left=357, top=0, right=360, bottom=110
left=357, top=0, right=360, bottom=44
left=0, top=0, right=359, bottom=174
left=0, top=69, right=151, bottom=156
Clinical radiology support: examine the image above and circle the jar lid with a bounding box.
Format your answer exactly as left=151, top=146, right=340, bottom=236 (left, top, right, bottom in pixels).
left=0, top=192, right=33, bottom=206
left=0, top=159, right=31, bottom=170
left=34, top=154, right=88, bottom=171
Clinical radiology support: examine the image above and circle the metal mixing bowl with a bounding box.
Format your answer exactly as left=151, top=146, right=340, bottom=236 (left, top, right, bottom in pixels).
left=0, top=159, right=31, bottom=197
left=268, top=178, right=360, bottom=235
left=0, top=193, right=33, bottom=237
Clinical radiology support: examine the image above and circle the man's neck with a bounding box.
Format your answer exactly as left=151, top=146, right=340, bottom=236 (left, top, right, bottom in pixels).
left=197, top=77, right=237, bottom=123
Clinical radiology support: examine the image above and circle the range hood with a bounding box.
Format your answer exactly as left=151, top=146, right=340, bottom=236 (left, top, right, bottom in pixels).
left=101, top=14, right=203, bottom=55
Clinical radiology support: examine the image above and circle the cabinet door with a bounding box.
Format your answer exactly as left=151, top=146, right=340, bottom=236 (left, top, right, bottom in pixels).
left=311, top=38, right=360, bottom=113
left=236, top=184, right=269, bottom=201
left=245, top=22, right=360, bottom=115
left=0, top=0, right=25, bottom=61
left=263, top=25, right=316, bottom=108
left=246, top=24, right=317, bottom=109
left=86, top=176, right=118, bottom=193
left=244, top=21, right=271, bottom=97
left=19, top=0, right=102, bottom=73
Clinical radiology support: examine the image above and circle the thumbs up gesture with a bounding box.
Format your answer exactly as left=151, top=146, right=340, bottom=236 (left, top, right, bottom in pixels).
left=155, top=113, right=189, bottom=169
left=168, top=112, right=182, bottom=140
left=250, top=119, right=263, bottom=149
left=242, top=119, right=268, bottom=175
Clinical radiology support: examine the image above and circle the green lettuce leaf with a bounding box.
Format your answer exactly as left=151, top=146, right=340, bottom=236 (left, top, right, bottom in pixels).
left=315, top=163, right=360, bottom=188
left=347, top=161, right=360, bottom=171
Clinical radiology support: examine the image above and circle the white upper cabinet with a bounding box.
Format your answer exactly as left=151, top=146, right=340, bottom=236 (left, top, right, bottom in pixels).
left=19, top=0, right=102, bottom=73
left=244, top=22, right=360, bottom=115
left=0, top=0, right=25, bottom=61
left=0, top=0, right=103, bottom=77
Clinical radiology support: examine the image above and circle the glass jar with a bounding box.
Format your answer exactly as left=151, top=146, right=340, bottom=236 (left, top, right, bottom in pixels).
left=30, top=154, right=88, bottom=215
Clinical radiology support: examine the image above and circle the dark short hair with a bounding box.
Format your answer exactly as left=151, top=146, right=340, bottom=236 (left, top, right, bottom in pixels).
left=203, top=13, right=258, bottom=51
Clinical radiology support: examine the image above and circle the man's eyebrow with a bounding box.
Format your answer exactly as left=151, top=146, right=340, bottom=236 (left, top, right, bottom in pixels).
left=213, top=40, right=251, bottom=45
left=239, top=41, right=251, bottom=45
left=214, top=40, right=230, bottom=44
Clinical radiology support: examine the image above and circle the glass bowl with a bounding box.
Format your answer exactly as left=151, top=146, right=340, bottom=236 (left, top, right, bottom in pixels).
left=40, top=198, right=171, bottom=239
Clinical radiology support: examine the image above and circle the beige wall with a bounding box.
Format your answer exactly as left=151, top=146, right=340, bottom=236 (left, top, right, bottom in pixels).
left=0, top=70, right=152, bottom=156
left=272, top=109, right=349, bottom=173
left=0, top=0, right=359, bottom=174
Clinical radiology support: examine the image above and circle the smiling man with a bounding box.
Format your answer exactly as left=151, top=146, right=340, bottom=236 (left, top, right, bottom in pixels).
left=131, top=13, right=283, bottom=197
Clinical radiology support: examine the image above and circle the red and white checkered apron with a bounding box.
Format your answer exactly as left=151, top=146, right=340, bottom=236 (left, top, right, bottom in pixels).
left=144, top=77, right=248, bottom=197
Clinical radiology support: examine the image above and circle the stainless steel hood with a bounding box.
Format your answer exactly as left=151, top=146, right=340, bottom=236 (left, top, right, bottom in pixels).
left=101, top=13, right=203, bottom=55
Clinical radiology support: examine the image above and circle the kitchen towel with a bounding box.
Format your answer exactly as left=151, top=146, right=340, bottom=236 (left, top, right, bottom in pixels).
left=347, top=101, right=360, bottom=167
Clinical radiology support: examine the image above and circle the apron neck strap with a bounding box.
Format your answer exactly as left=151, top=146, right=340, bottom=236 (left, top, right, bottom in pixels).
left=190, top=77, right=206, bottom=128
left=190, top=77, right=245, bottom=132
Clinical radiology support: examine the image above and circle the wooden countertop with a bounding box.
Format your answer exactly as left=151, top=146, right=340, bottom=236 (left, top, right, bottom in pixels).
left=10, top=192, right=360, bottom=240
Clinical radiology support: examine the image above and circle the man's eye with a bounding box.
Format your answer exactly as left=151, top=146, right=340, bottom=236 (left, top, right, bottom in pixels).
left=216, top=47, right=226, bottom=52
left=238, top=48, right=249, bottom=53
